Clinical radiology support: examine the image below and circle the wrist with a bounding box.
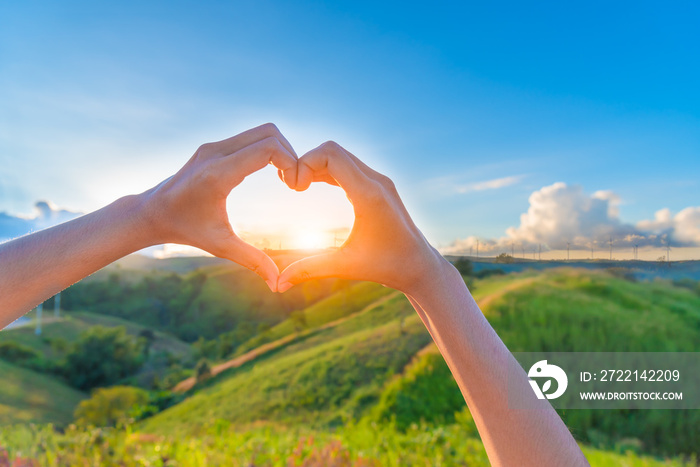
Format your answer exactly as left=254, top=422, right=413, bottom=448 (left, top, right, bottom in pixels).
left=403, top=249, right=460, bottom=299
left=114, top=191, right=163, bottom=250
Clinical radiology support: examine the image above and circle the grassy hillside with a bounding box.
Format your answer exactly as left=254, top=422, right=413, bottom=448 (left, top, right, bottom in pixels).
left=234, top=281, right=395, bottom=355
left=0, top=311, right=194, bottom=390
left=143, top=292, right=426, bottom=433
left=0, top=311, right=191, bottom=360
left=372, top=269, right=700, bottom=457
left=63, top=261, right=358, bottom=342
left=0, top=360, right=85, bottom=426
left=1, top=266, right=697, bottom=465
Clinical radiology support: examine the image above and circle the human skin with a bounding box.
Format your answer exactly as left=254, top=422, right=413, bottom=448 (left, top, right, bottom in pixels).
left=0, top=126, right=588, bottom=466
left=0, top=123, right=298, bottom=328
left=278, top=141, right=590, bottom=466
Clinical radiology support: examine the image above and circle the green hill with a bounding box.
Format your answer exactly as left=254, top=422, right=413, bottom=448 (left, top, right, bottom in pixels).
left=0, top=360, right=85, bottom=426
left=371, top=269, right=700, bottom=457
left=142, top=292, right=425, bottom=433
left=0, top=310, right=194, bottom=390
left=136, top=268, right=698, bottom=464
left=0, top=311, right=191, bottom=360
left=0, top=267, right=696, bottom=465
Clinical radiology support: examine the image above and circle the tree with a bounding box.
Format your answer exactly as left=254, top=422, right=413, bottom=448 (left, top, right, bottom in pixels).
left=290, top=310, right=307, bottom=332
left=63, top=326, right=144, bottom=390
left=453, top=257, right=474, bottom=277
left=138, top=329, right=156, bottom=356
left=195, top=358, right=212, bottom=383
left=495, top=253, right=514, bottom=264
left=74, top=386, right=148, bottom=427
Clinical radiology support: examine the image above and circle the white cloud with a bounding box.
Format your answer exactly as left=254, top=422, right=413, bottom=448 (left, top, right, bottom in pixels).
left=456, top=175, right=525, bottom=194
left=443, top=182, right=700, bottom=254
left=0, top=201, right=82, bottom=242
left=638, top=207, right=700, bottom=246
left=422, top=173, right=525, bottom=197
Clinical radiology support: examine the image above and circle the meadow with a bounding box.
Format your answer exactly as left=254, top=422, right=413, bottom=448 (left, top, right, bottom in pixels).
left=0, top=256, right=698, bottom=466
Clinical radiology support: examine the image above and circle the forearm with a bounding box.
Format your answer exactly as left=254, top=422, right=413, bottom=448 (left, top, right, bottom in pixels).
left=406, top=258, right=588, bottom=466
left=0, top=194, right=154, bottom=328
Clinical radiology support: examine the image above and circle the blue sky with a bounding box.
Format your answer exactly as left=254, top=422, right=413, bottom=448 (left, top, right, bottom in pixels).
left=1, top=1, right=699, bottom=258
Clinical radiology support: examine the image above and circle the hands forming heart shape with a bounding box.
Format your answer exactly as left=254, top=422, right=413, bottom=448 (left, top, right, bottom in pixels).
left=142, top=123, right=443, bottom=297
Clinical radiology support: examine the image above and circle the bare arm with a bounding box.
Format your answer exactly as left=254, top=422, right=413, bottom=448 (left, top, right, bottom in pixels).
left=278, top=141, right=589, bottom=466
left=0, top=123, right=298, bottom=328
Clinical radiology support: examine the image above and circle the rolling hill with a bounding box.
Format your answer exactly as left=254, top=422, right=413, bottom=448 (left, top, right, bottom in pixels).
left=1, top=262, right=698, bottom=465
left=141, top=268, right=699, bottom=462
left=0, top=360, right=85, bottom=426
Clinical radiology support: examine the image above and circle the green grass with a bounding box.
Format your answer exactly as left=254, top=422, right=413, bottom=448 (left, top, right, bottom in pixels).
left=2, top=267, right=698, bottom=465
left=0, top=360, right=85, bottom=426
left=369, top=268, right=700, bottom=457
left=0, top=421, right=691, bottom=466
left=234, top=282, right=394, bottom=355
left=142, top=293, right=430, bottom=434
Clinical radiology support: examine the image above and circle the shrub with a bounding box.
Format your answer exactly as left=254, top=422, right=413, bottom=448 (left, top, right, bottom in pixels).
left=195, top=359, right=211, bottom=383
left=0, top=342, right=41, bottom=362
left=62, top=326, right=144, bottom=390
left=495, top=253, right=514, bottom=264
left=475, top=268, right=506, bottom=279
left=453, top=257, right=474, bottom=277
left=0, top=342, right=50, bottom=371
left=74, top=386, right=149, bottom=427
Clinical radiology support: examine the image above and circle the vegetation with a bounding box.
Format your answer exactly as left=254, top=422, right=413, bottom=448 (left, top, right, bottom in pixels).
left=74, top=386, right=149, bottom=427
left=495, top=253, right=515, bottom=263
left=62, top=266, right=354, bottom=342
left=372, top=348, right=466, bottom=430
left=2, top=262, right=699, bottom=464
left=0, top=422, right=690, bottom=466
left=452, top=257, right=474, bottom=276
left=62, top=326, right=145, bottom=390
left=0, top=360, right=85, bottom=426
left=195, top=359, right=212, bottom=383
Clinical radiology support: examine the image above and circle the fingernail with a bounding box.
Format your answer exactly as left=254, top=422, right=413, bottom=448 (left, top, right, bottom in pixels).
left=266, top=280, right=277, bottom=292
left=277, top=281, right=293, bottom=293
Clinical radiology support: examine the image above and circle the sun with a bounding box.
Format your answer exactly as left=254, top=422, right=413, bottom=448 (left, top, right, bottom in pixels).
left=293, top=229, right=328, bottom=250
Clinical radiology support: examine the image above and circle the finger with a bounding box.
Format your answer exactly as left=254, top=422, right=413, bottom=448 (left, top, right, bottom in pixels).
left=214, top=136, right=298, bottom=191
left=295, top=141, right=371, bottom=197
left=277, top=252, right=348, bottom=292
left=207, top=123, right=298, bottom=160
left=336, top=146, right=385, bottom=181
left=313, top=173, right=339, bottom=186
left=218, top=237, right=280, bottom=292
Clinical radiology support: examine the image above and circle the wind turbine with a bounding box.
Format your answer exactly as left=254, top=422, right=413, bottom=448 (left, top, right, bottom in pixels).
left=54, top=292, right=61, bottom=318
left=35, top=302, right=43, bottom=336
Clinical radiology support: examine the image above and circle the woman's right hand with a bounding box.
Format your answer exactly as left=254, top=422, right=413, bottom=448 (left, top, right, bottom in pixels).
left=277, top=141, right=449, bottom=294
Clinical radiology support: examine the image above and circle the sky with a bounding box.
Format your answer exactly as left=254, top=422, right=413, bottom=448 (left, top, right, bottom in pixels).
left=1, top=1, right=699, bottom=259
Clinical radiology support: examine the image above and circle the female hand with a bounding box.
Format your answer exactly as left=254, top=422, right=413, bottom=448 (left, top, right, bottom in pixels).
left=142, top=123, right=298, bottom=291
left=277, top=141, right=446, bottom=294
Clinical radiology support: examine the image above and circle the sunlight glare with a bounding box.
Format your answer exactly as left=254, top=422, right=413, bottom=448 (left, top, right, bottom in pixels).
left=293, top=228, right=328, bottom=250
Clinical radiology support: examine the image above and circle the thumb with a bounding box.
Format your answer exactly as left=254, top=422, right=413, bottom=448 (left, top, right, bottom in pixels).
left=277, top=253, right=346, bottom=293
left=217, top=238, right=280, bottom=292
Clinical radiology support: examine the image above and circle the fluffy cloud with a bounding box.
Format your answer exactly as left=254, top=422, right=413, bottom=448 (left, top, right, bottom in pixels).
left=444, top=182, right=700, bottom=254
left=0, top=201, right=82, bottom=242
